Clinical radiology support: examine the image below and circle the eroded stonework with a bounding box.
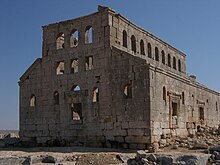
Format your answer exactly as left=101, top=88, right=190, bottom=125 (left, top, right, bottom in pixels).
left=19, top=6, right=220, bottom=149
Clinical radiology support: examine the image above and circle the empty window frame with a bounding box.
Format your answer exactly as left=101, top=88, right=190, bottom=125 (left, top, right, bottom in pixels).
left=85, top=56, right=93, bottom=71
left=140, top=39, right=145, bottom=55
left=178, top=59, right=181, bottom=72
left=85, top=26, right=92, bottom=44
left=124, top=84, right=132, bottom=99
left=148, top=43, right=152, bottom=58
left=71, top=85, right=81, bottom=92
left=199, top=107, right=204, bottom=121
left=155, top=47, right=159, bottom=61
left=56, top=61, right=64, bottom=75
left=71, top=103, right=82, bottom=121
left=71, top=59, right=79, bottom=73
left=122, top=30, right=127, bottom=48
left=56, top=33, right=65, bottom=49
left=92, top=87, right=99, bottom=102
left=30, top=94, right=36, bottom=107
left=173, top=56, right=176, bottom=69
left=168, top=54, right=171, bottom=67
left=172, top=102, right=178, bottom=116
left=70, top=30, right=79, bottom=47
left=216, top=102, right=218, bottom=111
left=163, top=86, right=166, bottom=101
left=130, top=35, right=136, bottom=53
left=162, top=50, right=165, bottom=64
left=54, top=91, right=59, bottom=105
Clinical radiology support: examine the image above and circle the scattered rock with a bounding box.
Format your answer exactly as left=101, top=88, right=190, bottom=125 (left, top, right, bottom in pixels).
left=193, top=141, right=208, bottom=149
left=136, top=150, right=147, bottom=160
left=147, top=154, right=157, bottom=162
left=0, top=140, right=5, bottom=148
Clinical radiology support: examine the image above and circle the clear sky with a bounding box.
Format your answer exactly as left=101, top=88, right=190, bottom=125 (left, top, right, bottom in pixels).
left=0, top=0, right=220, bottom=130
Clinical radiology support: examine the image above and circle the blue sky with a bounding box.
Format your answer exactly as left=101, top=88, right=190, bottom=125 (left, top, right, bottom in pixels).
left=0, top=0, right=220, bottom=130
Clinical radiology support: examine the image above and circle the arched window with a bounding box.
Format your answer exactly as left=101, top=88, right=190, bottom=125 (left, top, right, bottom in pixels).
left=85, top=26, right=92, bottom=44
left=124, top=84, right=132, bottom=99
left=131, top=35, right=136, bottom=53
left=173, top=56, right=176, bottom=69
left=122, top=30, right=127, bottom=48
left=71, top=85, right=81, bottom=91
left=162, top=50, right=165, bottom=64
left=182, top=92, right=185, bottom=104
left=56, top=33, right=65, bottom=49
left=54, top=91, right=59, bottom=105
left=140, top=40, right=145, bottom=55
left=163, top=87, right=166, bottom=101
left=30, top=94, right=36, bottom=107
left=92, top=87, right=99, bottom=103
left=148, top=43, right=152, bottom=58
left=168, top=54, right=171, bottom=67
left=70, top=30, right=78, bottom=47
left=155, top=47, right=159, bottom=61
left=178, top=59, right=181, bottom=72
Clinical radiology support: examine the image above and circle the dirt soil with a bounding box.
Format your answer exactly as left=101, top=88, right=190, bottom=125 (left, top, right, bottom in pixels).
left=0, top=146, right=210, bottom=165
left=0, top=147, right=136, bottom=165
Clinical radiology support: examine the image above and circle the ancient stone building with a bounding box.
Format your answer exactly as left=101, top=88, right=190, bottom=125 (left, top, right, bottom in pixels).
left=19, top=6, right=220, bottom=149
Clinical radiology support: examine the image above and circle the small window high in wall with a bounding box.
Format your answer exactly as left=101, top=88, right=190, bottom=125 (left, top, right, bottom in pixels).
left=140, top=40, right=145, bottom=55
left=148, top=43, right=152, bottom=58
left=131, top=35, right=136, bottom=53
left=85, top=56, right=93, bottom=71
left=71, top=85, right=81, bottom=92
left=163, top=87, right=166, bottom=101
left=182, top=92, right=185, bottom=104
left=70, top=30, right=79, bottom=47
left=85, top=26, right=92, bottom=44
left=93, top=87, right=99, bottom=103
left=173, top=56, right=176, bottom=69
left=178, top=59, right=181, bottom=72
left=168, top=54, right=171, bottom=67
left=71, top=59, right=79, bottom=73
left=30, top=94, right=36, bottom=107
left=54, top=91, right=59, bottom=105
left=56, top=61, right=64, bottom=75
left=56, top=33, right=65, bottom=49
left=124, top=84, right=132, bottom=99
left=122, top=30, right=127, bottom=48
left=155, top=47, right=159, bottom=61
left=162, top=50, right=165, bottom=64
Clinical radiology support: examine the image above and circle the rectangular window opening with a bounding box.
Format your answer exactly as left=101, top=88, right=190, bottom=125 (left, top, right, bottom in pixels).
left=71, top=103, right=82, bottom=121
left=56, top=61, right=64, bottom=75
left=85, top=56, right=93, bottom=71
left=71, top=59, right=79, bottom=73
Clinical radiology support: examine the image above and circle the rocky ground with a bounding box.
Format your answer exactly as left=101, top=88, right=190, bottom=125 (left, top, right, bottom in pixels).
left=1, top=125, right=220, bottom=164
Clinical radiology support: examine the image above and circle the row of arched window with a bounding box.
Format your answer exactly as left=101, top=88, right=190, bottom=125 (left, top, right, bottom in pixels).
left=122, top=30, right=182, bottom=72
left=56, top=26, right=93, bottom=50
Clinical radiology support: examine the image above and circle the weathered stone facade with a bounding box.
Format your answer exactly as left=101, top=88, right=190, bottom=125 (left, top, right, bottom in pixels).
left=19, top=6, right=220, bottom=149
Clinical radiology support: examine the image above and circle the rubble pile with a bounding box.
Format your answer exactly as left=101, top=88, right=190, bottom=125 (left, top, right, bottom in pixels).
left=159, top=125, right=220, bottom=150
left=0, top=133, right=20, bottom=148
left=127, top=150, right=210, bottom=165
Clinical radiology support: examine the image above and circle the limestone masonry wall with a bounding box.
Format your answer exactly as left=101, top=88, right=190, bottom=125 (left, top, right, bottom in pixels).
left=19, top=6, right=220, bottom=149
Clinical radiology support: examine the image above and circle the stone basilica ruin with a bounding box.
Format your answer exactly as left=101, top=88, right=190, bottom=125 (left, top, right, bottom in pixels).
left=19, top=6, right=220, bottom=149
